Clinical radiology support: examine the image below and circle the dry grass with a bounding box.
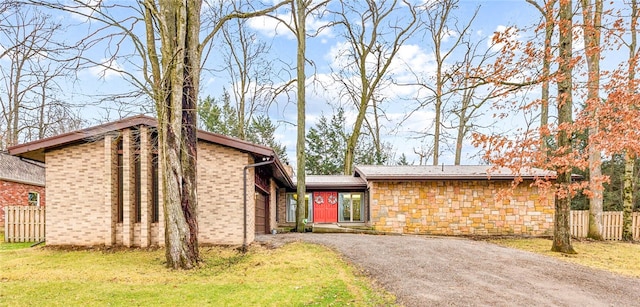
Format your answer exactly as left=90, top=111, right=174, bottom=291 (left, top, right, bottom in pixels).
left=0, top=238, right=396, bottom=306
left=491, top=237, right=640, bottom=278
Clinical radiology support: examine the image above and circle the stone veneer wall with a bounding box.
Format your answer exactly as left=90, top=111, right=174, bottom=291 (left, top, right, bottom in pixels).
left=369, top=180, right=554, bottom=236
left=46, top=141, right=108, bottom=245
left=197, top=141, right=254, bottom=245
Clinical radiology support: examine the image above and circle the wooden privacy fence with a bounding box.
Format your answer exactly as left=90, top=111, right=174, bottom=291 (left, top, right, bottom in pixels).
left=570, top=210, right=640, bottom=241
left=4, top=206, right=45, bottom=243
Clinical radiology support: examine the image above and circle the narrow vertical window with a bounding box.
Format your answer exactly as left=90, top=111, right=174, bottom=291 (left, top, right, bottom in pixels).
left=151, top=130, right=159, bottom=223
left=135, top=154, right=141, bottom=223
left=117, top=138, right=124, bottom=223
left=133, top=129, right=141, bottom=223
left=151, top=153, right=159, bottom=223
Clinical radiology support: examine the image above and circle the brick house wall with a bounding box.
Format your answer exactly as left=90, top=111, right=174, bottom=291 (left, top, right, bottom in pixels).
left=46, top=141, right=108, bottom=245
left=276, top=188, right=291, bottom=228
left=0, top=180, right=45, bottom=226
left=197, top=141, right=255, bottom=245
left=369, top=180, right=555, bottom=236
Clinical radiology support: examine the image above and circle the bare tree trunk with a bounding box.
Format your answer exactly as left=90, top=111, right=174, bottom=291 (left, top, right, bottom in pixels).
left=155, top=0, right=201, bottom=269
left=551, top=0, right=576, bottom=254
left=623, top=153, right=635, bottom=239
left=294, top=0, right=307, bottom=233
left=623, top=0, right=638, bottom=241
left=582, top=0, right=604, bottom=240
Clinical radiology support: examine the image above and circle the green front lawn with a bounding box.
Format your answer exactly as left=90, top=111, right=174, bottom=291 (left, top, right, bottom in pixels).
left=0, top=236, right=396, bottom=306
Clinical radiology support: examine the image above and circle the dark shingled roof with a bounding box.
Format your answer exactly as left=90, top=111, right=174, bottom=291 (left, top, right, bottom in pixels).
left=0, top=152, right=45, bottom=186
left=353, top=165, right=556, bottom=181
left=303, top=175, right=367, bottom=189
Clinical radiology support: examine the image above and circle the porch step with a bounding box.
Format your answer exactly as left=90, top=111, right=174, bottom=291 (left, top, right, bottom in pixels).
left=311, top=224, right=378, bottom=234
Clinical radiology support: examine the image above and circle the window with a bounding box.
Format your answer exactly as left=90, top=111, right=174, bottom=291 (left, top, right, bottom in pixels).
left=28, top=192, right=40, bottom=206
left=117, top=147, right=124, bottom=223
left=151, top=153, right=159, bottom=223
left=286, top=193, right=312, bottom=222
left=339, top=192, right=364, bottom=222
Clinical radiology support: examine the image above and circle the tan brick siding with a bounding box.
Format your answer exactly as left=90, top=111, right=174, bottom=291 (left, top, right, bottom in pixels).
left=46, top=141, right=108, bottom=245
left=44, top=128, right=270, bottom=247
left=0, top=180, right=45, bottom=227
left=370, top=180, right=555, bottom=236
left=197, top=141, right=254, bottom=245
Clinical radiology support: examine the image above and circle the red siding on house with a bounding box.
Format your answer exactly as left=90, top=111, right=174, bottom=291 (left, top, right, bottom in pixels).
left=0, top=180, right=46, bottom=226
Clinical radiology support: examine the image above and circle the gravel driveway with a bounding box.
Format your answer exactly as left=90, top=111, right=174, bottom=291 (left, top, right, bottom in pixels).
left=257, top=233, right=640, bottom=306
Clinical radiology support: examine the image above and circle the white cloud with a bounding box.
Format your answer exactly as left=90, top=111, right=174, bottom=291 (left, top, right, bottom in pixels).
left=66, top=0, right=101, bottom=22
left=247, top=13, right=333, bottom=39
left=440, top=28, right=458, bottom=43
left=86, top=58, right=124, bottom=80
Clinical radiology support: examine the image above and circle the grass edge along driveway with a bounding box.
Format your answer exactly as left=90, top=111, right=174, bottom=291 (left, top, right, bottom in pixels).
left=0, top=240, right=397, bottom=306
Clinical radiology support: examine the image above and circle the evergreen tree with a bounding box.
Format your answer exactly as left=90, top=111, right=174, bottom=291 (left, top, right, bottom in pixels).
left=198, top=91, right=287, bottom=162
left=198, top=90, right=239, bottom=138
left=247, top=115, right=288, bottom=162
left=306, top=108, right=389, bottom=175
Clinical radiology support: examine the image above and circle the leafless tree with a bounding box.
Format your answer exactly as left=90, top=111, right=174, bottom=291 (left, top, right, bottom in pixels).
left=34, top=0, right=291, bottom=269
left=330, top=0, right=421, bottom=175
left=0, top=6, right=80, bottom=149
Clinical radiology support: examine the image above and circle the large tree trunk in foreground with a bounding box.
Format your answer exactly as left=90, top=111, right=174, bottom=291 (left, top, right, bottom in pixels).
left=295, top=0, right=308, bottom=233
left=156, top=0, right=201, bottom=269
left=552, top=0, right=576, bottom=254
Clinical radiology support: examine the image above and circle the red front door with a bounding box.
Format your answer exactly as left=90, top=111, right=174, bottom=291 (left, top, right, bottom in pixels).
left=313, top=191, right=338, bottom=223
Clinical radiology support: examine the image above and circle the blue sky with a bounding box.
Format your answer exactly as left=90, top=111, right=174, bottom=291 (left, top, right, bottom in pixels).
left=7, top=0, right=629, bottom=168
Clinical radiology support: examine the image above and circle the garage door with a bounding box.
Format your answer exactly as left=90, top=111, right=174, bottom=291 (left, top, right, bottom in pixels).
left=255, top=192, right=268, bottom=234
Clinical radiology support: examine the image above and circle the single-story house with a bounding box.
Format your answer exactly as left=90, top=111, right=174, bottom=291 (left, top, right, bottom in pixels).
left=8, top=115, right=293, bottom=247
left=275, top=166, right=556, bottom=236
left=0, top=152, right=45, bottom=227
left=8, top=115, right=557, bottom=247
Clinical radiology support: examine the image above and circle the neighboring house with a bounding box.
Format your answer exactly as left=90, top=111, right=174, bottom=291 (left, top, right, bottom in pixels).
left=8, top=115, right=292, bottom=247
left=8, top=115, right=557, bottom=247
left=0, top=152, right=46, bottom=227
left=276, top=165, right=557, bottom=237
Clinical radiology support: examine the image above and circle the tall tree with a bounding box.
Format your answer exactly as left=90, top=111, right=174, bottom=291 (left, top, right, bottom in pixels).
left=526, top=0, right=557, bottom=155
left=0, top=6, right=79, bottom=149
left=331, top=0, right=420, bottom=175
left=246, top=115, right=288, bottom=162
left=37, top=0, right=291, bottom=269
left=580, top=0, right=604, bottom=240
left=622, top=0, right=638, bottom=240
left=267, top=0, right=329, bottom=232
left=198, top=91, right=239, bottom=138
left=551, top=0, right=576, bottom=253
left=306, top=108, right=384, bottom=175
left=219, top=12, right=274, bottom=140
left=420, top=0, right=475, bottom=166
left=199, top=92, right=287, bottom=161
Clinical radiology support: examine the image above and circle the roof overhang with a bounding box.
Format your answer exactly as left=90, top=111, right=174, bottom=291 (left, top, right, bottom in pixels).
left=7, top=115, right=295, bottom=188
left=8, top=115, right=157, bottom=162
